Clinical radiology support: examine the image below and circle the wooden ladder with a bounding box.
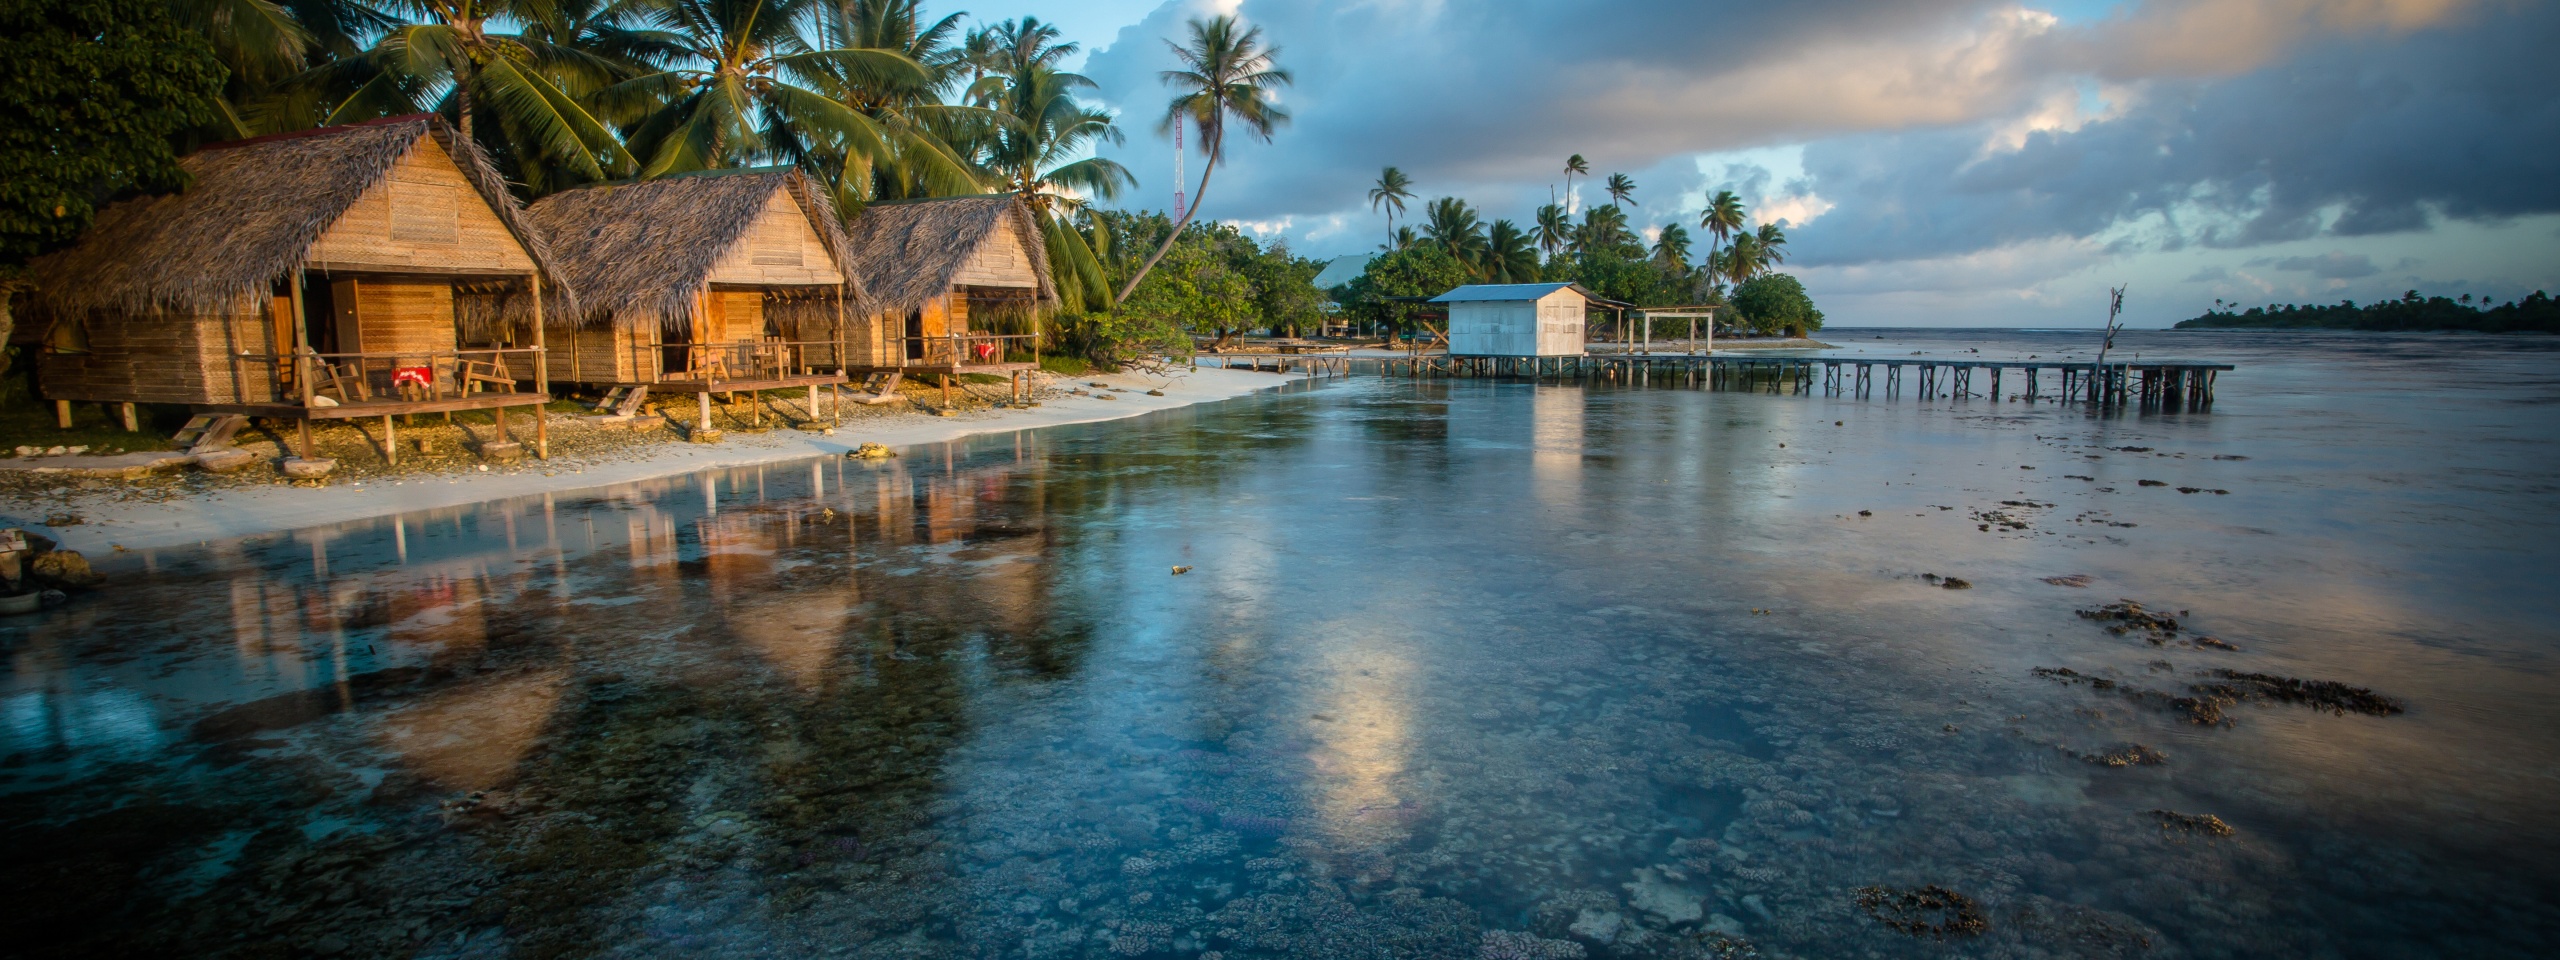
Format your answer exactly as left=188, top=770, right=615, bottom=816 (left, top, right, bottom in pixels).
left=593, top=385, right=651, bottom=417
left=171, top=414, right=247, bottom=454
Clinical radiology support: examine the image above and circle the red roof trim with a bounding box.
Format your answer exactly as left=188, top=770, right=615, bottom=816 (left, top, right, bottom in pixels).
left=196, top=114, right=438, bottom=153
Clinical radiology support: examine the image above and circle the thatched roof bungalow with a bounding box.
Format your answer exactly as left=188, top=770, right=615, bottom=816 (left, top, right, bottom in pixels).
left=22, top=114, right=572, bottom=456
left=527, top=167, right=860, bottom=394
left=840, top=194, right=1056, bottom=372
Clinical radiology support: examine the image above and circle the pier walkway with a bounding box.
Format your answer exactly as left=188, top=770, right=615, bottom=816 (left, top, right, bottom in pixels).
left=1196, top=352, right=2234, bottom=409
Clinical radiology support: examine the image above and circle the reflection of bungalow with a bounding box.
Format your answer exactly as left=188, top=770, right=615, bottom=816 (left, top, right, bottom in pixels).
left=23, top=115, right=573, bottom=461
left=525, top=167, right=858, bottom=425
left=840, top=195, right=1056, bottom=401
left=1429, top=283, right=1604, bottom=357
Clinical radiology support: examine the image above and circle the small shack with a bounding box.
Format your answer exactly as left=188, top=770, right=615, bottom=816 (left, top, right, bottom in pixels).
left=1430, top=283, right=1601, bottom=357
left=525, top=167, right=858, bottom=427
left=22, top=115, right=573, bottom=462
left=840, top=195, right=1056, bottom=401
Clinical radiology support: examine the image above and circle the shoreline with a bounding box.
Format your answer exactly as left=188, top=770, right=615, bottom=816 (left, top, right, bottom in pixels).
left=10, top=366, right=1301, bottom=555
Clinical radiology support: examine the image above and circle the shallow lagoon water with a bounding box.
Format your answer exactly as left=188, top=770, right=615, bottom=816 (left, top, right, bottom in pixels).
left=6, top=330, right=2559, bottom=958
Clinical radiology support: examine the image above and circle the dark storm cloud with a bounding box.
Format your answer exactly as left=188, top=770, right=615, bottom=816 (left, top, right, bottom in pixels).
left=1079, top=0, right=2528, bottom=261
left=1773, top=2, right=2560, bottom=266
left=2262, top=252, right=2381, bottom=279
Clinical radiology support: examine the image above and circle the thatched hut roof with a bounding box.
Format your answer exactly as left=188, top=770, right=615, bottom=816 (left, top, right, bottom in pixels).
left=843, top=194, right=1056, bottom=314
left=526, top=167, right=859, bottom=331
left=26, top=115, right=573, bottom=319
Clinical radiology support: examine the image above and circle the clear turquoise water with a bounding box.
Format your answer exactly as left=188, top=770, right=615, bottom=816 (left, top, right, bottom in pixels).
left=6, top=330, right=2557, bottom=958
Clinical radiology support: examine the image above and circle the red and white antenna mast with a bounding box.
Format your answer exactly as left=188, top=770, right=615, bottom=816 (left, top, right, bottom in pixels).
left=1172, top=115, right=1187, bottom=221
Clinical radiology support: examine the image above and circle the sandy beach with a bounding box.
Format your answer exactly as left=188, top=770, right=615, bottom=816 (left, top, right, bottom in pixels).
left=6, top=365, right=1298, bottom=555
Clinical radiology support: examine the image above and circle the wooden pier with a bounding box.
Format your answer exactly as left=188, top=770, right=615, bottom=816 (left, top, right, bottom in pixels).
left=1195, top=353, right=1356, bottom=377
left=1361, top=354, right=2232, bottom=409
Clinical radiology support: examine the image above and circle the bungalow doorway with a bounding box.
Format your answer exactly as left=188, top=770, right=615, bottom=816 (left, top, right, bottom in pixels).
left=662, top=320, right=694, bottom=378
left=904, top=308, right=925, bottom=361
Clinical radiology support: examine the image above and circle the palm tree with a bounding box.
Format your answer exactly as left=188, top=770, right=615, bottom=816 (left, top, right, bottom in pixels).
left=1651, top=223, right=1691, bottom=271
left=1698, top=190, right=1746, bottom=289
left=1605, top=172, right=1637, bottom=208
left=1484, top=219, right=1538, bottom=283
left=1722, top=231, right=1764, bottom=287
left=986, top=65, right=1133, bottom=312
left=1574, top=204, right=1634, bottom=256
left=807, top=0, right=993, bottom=204
left=1368, top=166, right=1413, bottom=248
left=1380, top=225, right=1419, bottom=252
left=1532, top=203, right=1571, bottom=261
left=1754, top=221, right=1787, bottom=271
left=1422, top=196, right=1487, bottom=273
left=1113, top=14, right=1291, bottom=304
left=592, top=0, right=943, bottom=184
left=323, top=0, right=632, bottom=181
left=184, top=0, right=399, bottom=135
left=1563, top=154, right=1588, bottom=212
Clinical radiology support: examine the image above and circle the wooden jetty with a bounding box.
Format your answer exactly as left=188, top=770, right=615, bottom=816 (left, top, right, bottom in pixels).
left=1363, top=354, right=2232, bottom=409
left=1195, top=352, right=1356, bottom=377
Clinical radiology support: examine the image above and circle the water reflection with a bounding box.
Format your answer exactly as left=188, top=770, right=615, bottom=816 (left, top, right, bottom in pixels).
left=5, top=338, right=2559, bottom=959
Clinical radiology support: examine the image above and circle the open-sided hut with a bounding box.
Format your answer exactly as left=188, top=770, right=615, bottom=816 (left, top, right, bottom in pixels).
left=22, top=115, right=572, bottom=461
left=840, top=195, right=1056, bottom=400
left=525, top=167, right=858, bottom=425
left=1430, top=283, right=1604, bottom=357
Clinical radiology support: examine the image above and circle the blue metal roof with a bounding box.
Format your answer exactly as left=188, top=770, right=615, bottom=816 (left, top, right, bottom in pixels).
left=1428, top=282, right=1590, bottom=303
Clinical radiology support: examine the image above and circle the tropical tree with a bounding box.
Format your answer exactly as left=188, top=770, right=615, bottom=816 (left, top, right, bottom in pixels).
left=1721, top=230, right=1765, bottom=286
left=1650, top=222, right=1691, bottom=272
left=1532, top=203, right=1571, bottom=261
left=324, top=0, right=632, bottom=182
left=1732, top=272, right=1822, bottom=336
left=1573, top=204, right=1637, bottom=256
left=590, top=0, right=950, bottom=188
left=1368, top=166, right=1413, bottom=247
left=1379, top=224, right=1418, bottom=253
left=182, top=0, right=397, bottom=135
left=1698, top=189, right=1745, bottom=288
left=2, top=0, right=226, bottom=268
left=806, top=0, right=989, bottom=204
left=1604, top=172, right=1636, bottom=208
left=1483, top=219, right=1539, bottom=283
left=1422, top=196, right=1486, bottom=273
left=985, top=63, right=1133, bottom=312
left=1114, top=14, right=1291, bottom=304
left=1754, top=221, right=1788, bottom=270
left=1563, top=153, right=1588, bottom=211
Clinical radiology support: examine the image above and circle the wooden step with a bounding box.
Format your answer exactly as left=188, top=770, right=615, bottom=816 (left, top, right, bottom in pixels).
left=172, top=414, right=247, bottom=454
left=613, top=384, right=650, bottom=417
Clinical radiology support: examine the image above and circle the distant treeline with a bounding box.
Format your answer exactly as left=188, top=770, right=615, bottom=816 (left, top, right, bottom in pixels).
left=2175, top=290, right=2558, bottom=332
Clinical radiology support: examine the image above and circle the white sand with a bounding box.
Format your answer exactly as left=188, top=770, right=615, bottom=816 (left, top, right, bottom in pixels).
left=29, top=366, right=1299, bottom=554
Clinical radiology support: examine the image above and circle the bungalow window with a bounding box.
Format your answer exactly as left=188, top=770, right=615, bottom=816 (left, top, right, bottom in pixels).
left=40, top=315, right=89, bottom=354
left=389, top=180, right=460, bottom=244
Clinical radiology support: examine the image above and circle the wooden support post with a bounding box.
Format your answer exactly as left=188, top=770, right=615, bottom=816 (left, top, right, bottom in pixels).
left=495, top=404, right=510, bottom=443
left=118, top=402, right=139, bottom=432
left=384, top=415, right=397, bottom=465
left=531, top=272, right=549, bottom=459
left=809, top=383, right=820, bottom=423
left=297, top=419, right=314, bottom=460
left=941, top=374, right=951, bottom=406
left=698, top=391, right=712, bottom=433
left=54, top=400, right=72, bottom=429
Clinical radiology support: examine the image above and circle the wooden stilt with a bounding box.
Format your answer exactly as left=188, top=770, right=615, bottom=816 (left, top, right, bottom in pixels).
left=118, top=402, right=139, bottom=432
left=698, top=391, right=712, bottom=434
left=54, top=400, right=72, bottom=429
left=384, top=415, right=397, bottom=465
left=297, top=419, right=314, bottom=460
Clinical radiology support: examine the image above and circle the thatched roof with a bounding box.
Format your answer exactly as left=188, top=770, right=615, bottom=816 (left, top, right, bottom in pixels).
left=526, top=167, right=859, bottom=331
left=26, top=115, right=573, bottom=318
left=843, top=194, right=1056, bottom=314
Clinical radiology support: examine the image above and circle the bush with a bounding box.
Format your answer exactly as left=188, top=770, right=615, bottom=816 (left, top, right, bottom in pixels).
left=1732, top=274, right=1824, bottom=336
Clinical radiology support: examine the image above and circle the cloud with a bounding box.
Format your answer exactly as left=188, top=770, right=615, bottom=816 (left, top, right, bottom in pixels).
left=2266, top=252, right=2380, bottom=278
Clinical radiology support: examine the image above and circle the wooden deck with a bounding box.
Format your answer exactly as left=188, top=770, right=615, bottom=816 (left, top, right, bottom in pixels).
left=620, top=372, right=848, bottom=394
left=843, top=362, right=1037, bottom=376
left=196, top=390, right=549, bottom=420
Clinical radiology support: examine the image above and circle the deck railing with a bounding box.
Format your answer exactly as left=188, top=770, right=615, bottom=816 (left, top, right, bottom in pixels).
left=637, top=338, right=854, bottom=384
left=231, top=347, right=545, bottom=406
left=900, top=333, right=1040, bottom=368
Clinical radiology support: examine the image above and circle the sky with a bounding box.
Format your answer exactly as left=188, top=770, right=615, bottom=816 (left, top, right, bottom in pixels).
left=960, top=0, right=2558, bottom=327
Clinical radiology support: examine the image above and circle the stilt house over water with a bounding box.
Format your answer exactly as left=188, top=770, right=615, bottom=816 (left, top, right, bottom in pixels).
left=524, top=167, right=860, bottom=421
left=840, top=195, right=1056, bottom=399
left=21, top=115, right=574, bottom=460
left=1430, top=283, right=1603, bottom=357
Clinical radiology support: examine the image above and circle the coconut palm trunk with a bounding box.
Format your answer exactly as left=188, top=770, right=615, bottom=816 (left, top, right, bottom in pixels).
left=1115, top=148, right=1217, bottom=304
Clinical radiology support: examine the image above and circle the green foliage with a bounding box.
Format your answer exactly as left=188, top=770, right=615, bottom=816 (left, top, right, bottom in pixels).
left=1569, top=247, right=1688, bottom=307
left=2174, top=290, right=2559, bottom=332
left=1340, top=243, right=1470, bottom=333
left=1732, top=273, right=1824, bottom=336
left=0, top=0, right=226, bottom=268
